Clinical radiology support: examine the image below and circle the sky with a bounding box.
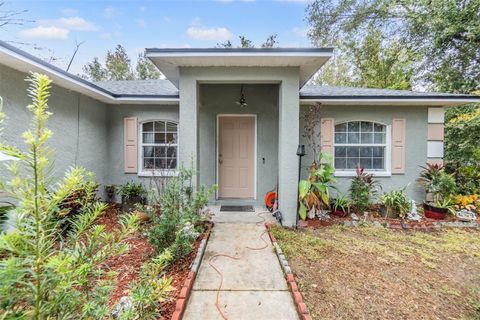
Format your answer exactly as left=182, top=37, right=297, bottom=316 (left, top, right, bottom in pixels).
left=0, top=0, right=314, bottom=75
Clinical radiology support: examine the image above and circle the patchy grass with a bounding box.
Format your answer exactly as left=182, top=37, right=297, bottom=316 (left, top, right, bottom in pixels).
left=272, top=225, right=480, bottom=320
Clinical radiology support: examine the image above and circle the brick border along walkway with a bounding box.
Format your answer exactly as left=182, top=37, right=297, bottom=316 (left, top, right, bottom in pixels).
left=266, top=224, right=312, bottom=320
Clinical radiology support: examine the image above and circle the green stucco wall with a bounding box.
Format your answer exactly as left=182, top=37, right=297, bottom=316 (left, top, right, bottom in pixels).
left=0, top=64, right=109, bottom=188
left=198, top=83, right=279, bottom=203
left=105, top=104, right=179, bottom=186
left=299, top=104, right=428, bottom=201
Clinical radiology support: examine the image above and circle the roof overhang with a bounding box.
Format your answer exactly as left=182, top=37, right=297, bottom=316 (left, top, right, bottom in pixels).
left=145, top=48, right=334, bottom=88
left=300, top=97, right=480, bottom=106
left=0, top=41, right=179, bottom=105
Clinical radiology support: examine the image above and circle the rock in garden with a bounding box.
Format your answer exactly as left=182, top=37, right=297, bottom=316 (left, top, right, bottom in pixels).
left=456, top=209, right=477, bottom=222
left=351, top=213, right=359, bottom=221
left=111, top=296, right=132, bottom=319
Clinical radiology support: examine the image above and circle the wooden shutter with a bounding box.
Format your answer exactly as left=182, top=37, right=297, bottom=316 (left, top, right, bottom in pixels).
left=391, top=118, right=406, bottom=174
left=124, top=117, right=138, bottom=173
left=320, top=118, right=335, bottom=155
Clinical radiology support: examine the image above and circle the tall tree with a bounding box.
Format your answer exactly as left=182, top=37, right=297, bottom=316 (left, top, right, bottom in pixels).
left=217, top=34, right=279, bottom=48
left=136, top=52, right=161, bottom=80
left=82, top=45, right=161, bottom=81
left=82, top=57, right=107, bottom=82
left=104, top=44, right=134, bottom=81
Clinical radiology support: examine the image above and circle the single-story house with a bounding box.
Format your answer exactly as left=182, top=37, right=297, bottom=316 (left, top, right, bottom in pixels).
left=0, top=40, right=479, bottom=226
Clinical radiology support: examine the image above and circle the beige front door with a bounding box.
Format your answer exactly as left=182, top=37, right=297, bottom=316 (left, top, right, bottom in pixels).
left=218, top=116, right=255, bottom=199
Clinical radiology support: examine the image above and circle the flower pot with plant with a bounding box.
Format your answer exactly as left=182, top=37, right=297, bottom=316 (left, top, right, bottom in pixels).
left=380, top=187, right=410, bottom=219
left=298, top=152, right=337, bottom=220
left=418, top=164, right=457, bottom=220
left=119, top=181, right=147, bottom=212
left=330, top=194, right=350, bottom=217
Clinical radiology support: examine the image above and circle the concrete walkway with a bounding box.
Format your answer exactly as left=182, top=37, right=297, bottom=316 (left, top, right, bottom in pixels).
left=183, top=206, right=299, bottom=320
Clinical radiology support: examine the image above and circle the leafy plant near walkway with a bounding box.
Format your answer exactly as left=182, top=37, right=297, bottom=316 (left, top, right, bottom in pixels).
left=149, top=167, right=217, bottom=260
left=0, top=73, right=139, bottom=319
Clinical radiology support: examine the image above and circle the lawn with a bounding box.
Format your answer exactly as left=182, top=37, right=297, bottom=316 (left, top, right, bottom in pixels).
left=271, top=225, right=480, bottom=320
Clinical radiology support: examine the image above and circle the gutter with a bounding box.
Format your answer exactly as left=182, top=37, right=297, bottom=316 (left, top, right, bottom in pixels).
left=0, top=40, right=179, bottom=105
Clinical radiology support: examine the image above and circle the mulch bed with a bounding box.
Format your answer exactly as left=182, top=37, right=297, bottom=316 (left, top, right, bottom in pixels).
left=96, top=204, right=212, bottom=319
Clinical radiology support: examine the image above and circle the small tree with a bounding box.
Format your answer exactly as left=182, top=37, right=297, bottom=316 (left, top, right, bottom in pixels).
left=0, top=73, right=138, bottom=318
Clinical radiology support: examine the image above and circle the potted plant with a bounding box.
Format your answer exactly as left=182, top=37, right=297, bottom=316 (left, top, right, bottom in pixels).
left=298, top=152, right=337, bottom=220
left=119, top=181, right=147, bottom=212
left=380, top=188, right=410, bottom=219
left=331, top=194, right=350, bottom=217
left=418, top=164, right=457, bottom=220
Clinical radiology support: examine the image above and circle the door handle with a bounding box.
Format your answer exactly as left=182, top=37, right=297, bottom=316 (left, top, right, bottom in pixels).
left=219, top=159, right=223, bottom=164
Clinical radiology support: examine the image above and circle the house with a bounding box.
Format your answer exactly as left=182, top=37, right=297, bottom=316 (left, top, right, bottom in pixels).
left=0, top=40, right=478, bottom=226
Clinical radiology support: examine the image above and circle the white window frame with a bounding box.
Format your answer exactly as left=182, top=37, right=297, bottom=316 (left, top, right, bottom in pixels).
left=333, top=120, right=391, bottom=177
left=138, top=119, right=179, bottom=177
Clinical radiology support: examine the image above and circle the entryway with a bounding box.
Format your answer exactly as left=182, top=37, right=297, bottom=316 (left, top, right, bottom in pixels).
left=217, top=115, right=256, bottom=199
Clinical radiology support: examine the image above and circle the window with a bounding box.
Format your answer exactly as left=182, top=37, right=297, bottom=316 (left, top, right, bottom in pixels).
left=334, top=121, right=388, bottom=172
left=141, top=120, right=177, bottom=172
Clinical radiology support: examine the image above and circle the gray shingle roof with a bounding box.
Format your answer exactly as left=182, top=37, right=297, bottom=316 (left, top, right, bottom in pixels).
left=94, top=79, right=178, bottom=97
left=92, top=80, right=475, bottom=100
left=300, top=85, right=474, bottom=99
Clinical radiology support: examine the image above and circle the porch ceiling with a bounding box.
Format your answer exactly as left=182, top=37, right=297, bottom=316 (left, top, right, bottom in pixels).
left=145, top=48, right=333, bottom=88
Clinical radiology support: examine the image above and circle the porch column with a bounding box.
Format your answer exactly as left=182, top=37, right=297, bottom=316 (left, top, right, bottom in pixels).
left=278, top=76, right=300, bottom=227
left=178, top=74, right=198, bottom=187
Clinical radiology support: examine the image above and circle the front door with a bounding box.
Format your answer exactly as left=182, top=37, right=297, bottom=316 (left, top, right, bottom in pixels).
left=218, top=116, right=255, bottom=199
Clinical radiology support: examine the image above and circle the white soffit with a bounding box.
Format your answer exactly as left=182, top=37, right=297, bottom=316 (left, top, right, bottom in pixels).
left=146, top=49, right=333, bottom=88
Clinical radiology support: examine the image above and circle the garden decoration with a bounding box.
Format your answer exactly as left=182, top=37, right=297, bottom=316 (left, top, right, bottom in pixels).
left=407, top=200, right=421, bottom=221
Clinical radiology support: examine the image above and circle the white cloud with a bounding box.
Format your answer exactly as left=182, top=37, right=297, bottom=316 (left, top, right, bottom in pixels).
left=19, top=26, right=69, bottom=40
left=137, top=19, right=146, bottom=28
left=58, top=17, right=99, bottom=31
left=187, top=26, right=233, bottom=41
left=61, top=8, right=78, bottom=16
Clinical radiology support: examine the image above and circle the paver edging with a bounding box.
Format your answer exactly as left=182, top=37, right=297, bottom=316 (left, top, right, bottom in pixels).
left=298, top=218, right=479, bottom=231
left=265, top=223, right=312, bottom=320
left=171, top=222, right=213, bottom=320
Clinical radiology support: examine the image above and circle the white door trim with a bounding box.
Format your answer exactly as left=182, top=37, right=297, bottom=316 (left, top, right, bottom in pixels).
left=216, top=114, right=257, bottom=200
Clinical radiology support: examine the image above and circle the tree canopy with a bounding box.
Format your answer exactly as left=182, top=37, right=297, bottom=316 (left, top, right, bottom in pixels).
left=217, top=34, right=278, bottom=48
left=82, top=45, right=161, bottom=81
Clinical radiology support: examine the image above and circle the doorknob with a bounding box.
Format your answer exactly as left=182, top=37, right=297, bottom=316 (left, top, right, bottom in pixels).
left=219, top=159, right=223, bottom=164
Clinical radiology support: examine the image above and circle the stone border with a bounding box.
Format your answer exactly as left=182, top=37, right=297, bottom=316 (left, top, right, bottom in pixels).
left=266, top=223, right=312, bottom=320
left=298, top=218, right=479, bottom=231
left=171, top=223, right=213, bottom=320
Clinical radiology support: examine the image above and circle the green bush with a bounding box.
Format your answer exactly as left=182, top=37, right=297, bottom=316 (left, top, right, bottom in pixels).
left=0, top=74, right=139, bottom=319
left=148, top=167, right=216, bottom=260
left=381, top=188, right=410, bottom=219
left=119, top=181, right=147, bottom=200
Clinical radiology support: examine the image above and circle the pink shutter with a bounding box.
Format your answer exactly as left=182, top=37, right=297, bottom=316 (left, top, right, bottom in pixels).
left=320, top=118, right=335, bottom=155
left=391, top=118, right=406, bottom=174
left=124, top=117, right=138, bottom=173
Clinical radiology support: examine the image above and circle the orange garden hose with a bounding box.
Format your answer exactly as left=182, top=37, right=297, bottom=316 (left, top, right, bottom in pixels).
left=208, top=211, right=271, bottom=319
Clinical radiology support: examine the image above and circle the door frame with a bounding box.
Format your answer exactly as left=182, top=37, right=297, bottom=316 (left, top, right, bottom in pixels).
left=216, top=114, right=257, bottom=200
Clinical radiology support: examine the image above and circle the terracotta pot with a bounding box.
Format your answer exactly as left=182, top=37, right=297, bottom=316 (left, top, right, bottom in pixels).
left=423, top=202, right=448, bottom=220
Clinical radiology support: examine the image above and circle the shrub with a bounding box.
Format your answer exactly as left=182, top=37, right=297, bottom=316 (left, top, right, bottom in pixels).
left=0, top=73, right=139, bottom=318
left=381, top=188, right=410, bottom=219
left=148, top=166, right=216, bottom=260
left=349, top=166, right=380, bottom=213
left=119, top=181, right=147, bottom=201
